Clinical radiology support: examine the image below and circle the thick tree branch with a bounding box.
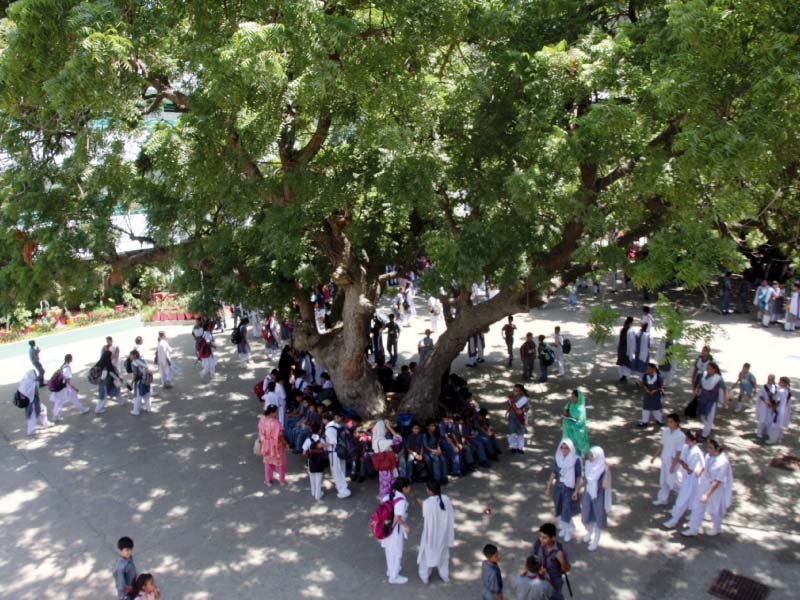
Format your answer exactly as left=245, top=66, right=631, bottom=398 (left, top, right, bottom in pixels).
left=295, top=112, right=332, bottom=164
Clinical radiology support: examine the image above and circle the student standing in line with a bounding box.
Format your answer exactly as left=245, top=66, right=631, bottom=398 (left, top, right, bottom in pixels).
left=578, top=446, right=612, bottom=551
left=682, top=438, right=734, bottom=537
left=417, top=480, right=455, bottom=584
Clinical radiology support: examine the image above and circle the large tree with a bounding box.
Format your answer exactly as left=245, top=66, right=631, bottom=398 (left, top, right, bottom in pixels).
left=1, top=0, right=799, bottom=416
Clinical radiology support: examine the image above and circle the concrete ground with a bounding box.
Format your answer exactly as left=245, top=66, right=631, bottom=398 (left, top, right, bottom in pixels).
left=0, top=290, right=798, bottom=600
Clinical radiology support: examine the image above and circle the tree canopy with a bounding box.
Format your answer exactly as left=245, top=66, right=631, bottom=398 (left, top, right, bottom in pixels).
left=2, top=0, right=799, bottom=414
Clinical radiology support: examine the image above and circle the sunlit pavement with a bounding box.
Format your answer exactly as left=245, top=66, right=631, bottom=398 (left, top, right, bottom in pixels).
left=1, top=291, right=798, bottom=599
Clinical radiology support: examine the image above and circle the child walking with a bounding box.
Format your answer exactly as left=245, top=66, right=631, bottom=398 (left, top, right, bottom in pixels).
left=302, top=423, right=326, bottom=500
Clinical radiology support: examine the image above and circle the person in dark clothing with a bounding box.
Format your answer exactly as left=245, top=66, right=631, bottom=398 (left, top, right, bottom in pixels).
left=394, top=365, right=412, bottom=393
left=374, top=358, right=394, bottom=393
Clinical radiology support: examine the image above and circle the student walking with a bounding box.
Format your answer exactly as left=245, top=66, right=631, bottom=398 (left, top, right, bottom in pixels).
left=520, top=333, right=536, bottom=380
left=695, top=362, right=726, bottom=440
left=417, top=481, right=455, bottom=584
left=663, top=429, right=705, bottom=529
left=502, top=317, right=517, bottom=368
left=732, top=363, right=756, bottom=413
left=682, top=438, right=734, bottom=537
left=198, top=322, right=217, bottom=378
left=50, top=354, right=89, bottom=420
left=562, top=390, right=590, bottom=457
left=428, top=295, right=443, bottom=333
left=259, top=405, right=287, bottom=485
left=637, top=363, right=664, bottom=427
left=756, top=375, right=778, bottom=439
left=767, top=376, right=792, bottom=445
left=18, top=369, right=51, bottom=435
left=95, top=349, right=123, bottom=414
left=130, top=350, right=152, bottom=415
left=616, top=317, right=636, bottom=383
left=386, top=314, right=400, bottom=367
left=579, top=446, right=612, bottom=551
left=546, top=438, right=582, bottom=542
left=382, top=477, right=412, bottom=584
left=650, top=413, right=684, bottom=506
left=235, top=317, right=251, bottom=365
left=28, top=340, right=45, bottom=386
left=156, top=331, right=175, bottom=388
left=553, top=326, right=565, bottom=377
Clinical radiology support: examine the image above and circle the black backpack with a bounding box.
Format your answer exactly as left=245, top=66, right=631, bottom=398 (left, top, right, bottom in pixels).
left=543, top=346, right=555, bottom=366
left=13, top=390, right=30, bottom=409
left=562, top=339, right=572, bottom=354
left=124, top=356, right=133, bottom=374
left=87, top=364, right=104, bottom=385
left=231, top=327, right=242, bottom=345
left=307, top=438, right=328, bottom=473
left=335, top=427, right=358, bottom=460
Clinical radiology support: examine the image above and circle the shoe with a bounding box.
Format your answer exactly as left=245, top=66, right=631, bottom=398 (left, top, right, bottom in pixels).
left=652, top=500, right=667, bottom=506
left=681, top=529, right=699, bottom=537
left=388, top=576, right=408, bottom=584
left=587, top=541, right=599, bottom=551
left=562, top=529, right=573, bottom=542
left=663, top=520, right=677, bottom=529
left=705, top=528, right=720, bottom=537
left=337, top=490, right=352, bottom=499
left=130, top=411, right=141, bottom=416
left=94, top=409, right=106, bottom=414
left=79, top=407, right=91, bottom=415
left=477, top=358, right=485, bottom=363
left=582, top=532, right=592, bottom=543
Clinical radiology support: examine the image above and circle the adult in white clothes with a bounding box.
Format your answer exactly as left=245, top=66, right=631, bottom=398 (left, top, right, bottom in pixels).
left=417, top=481, right=455, bottom=584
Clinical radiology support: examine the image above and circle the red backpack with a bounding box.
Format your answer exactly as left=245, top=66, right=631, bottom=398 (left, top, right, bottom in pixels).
left=253, top=380, right=265, bottom=401
left=197, top=336, right=211, bottom=359
left=370, top=494, right=402, bottom=540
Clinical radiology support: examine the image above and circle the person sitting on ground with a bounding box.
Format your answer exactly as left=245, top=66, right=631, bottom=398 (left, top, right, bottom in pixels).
left=422, top=418, right=449, bottom=484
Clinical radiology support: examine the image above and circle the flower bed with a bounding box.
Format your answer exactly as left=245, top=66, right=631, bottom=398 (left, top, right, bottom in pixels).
left=0, top=307, right=139, bottom=345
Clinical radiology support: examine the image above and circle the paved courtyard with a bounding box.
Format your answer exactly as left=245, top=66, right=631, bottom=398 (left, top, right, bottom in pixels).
left=1, top=291, right=798, bottom=599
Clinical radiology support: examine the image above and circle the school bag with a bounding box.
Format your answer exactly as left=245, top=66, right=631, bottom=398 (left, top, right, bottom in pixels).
left=138, top=367, right=154, bottom=387
left=261, top=323, right=272, bottom=341
left=231, top=327, right=242, bottom=345
left=543, top=346, right=555, bottom=366
left=253, top=380, right=265, bottom=401
left=562, top=339, right=571, bottom=354
left=197, top=336, right=212, bottom=359
left=47, top=369, right=66, bottom=392
left=124, top=356, right=133, bottom=374
left=335, top=427, right=358, bottom=460
left=13, top=390, right=30, bottom=409
left=370, top=493, right=402, bottom=540
left=307, top=438, right=328, bottom=473
left=87, top=364, right=104, bottom=385
left=684, top=396, right=699, bottom=419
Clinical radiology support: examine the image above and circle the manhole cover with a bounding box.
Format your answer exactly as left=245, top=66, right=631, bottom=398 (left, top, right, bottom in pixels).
left=769, top=455, right=800, bottom=471
left=709, top=570, right=771, bottom=600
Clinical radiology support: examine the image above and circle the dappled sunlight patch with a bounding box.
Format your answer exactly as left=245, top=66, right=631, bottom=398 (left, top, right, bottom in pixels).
left=166, top=505, right=190, bottom=518
left=0, top=480, right=47, bottom=515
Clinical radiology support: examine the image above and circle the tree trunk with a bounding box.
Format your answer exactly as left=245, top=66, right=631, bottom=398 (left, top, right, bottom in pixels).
left=400, top=288, right=527, bottom=418
left=294, top=275, right=387, bottom=418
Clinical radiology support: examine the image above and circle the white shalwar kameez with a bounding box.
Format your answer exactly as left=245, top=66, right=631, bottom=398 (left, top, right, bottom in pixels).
left=428, top=297, right=443, bottom=333
left=157, top=339, right=175, bottom=387
left=767, top=386, right=792, bottom=444
left=665, top=443, right=705, bottom=527
left=381, top=491, right=409, bottom=582
left=554, top=333, right=565, bottom=376
left=685, top=453, right=733, bottom=535
left=50, top=364, right=87, bottom=419
left=19, top=370, right=50, bottom=435
left=655, top=427, right=685, bottom=504
left=417, top=494, right=455, bottom=583
left=756, top=383, right=777, bottom=439
left=200, top=331, right=216, bottom=378
left=785, top=291, right=799, bottom=331
left=325, top=422, right=351, bottom=498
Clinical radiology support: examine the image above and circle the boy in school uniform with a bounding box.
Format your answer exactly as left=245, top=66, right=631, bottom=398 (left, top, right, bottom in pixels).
left=511, top=555, right=554, bottom=600
left=422, top=419, right=449, bottom=483
left=324, top=412, right=352, bottom=498
left=482, top=543, right=505, bottom=600
left=530, top=523, right=570, bottom=600
left=520, top=333, right=536, bottom=380
left=398, top=422, right=425, bottom=480
left=733, top=363, right=756, bottom=413
left=502, top=316, right=517, bottom=368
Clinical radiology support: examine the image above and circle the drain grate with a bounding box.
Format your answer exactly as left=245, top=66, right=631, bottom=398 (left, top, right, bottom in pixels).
left=769, top=454, right=800, bottom=471
left=709, top=569, right=771, bottom=600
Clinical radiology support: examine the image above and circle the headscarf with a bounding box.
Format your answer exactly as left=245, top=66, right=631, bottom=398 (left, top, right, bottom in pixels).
left=18, top=369, right=37, bottom=402
left=585, top=446, right=613, bottom=511
left=566, top=390, right=587, bottom=422
left=555, top=438, right=578, bottom=488
left=372, top=420, right=391, bottom=453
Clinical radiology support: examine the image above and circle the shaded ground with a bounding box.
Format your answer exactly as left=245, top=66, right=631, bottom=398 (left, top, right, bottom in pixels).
left=0, top=290, right=798, bottom=599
